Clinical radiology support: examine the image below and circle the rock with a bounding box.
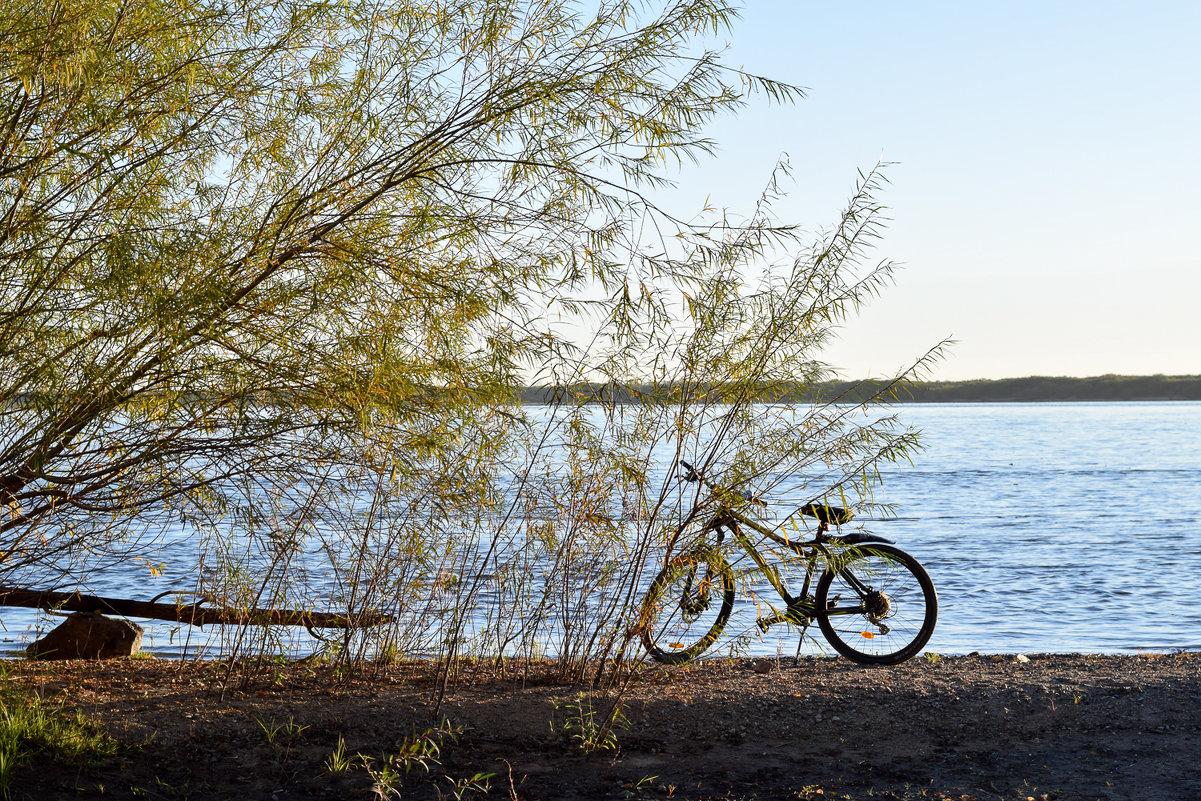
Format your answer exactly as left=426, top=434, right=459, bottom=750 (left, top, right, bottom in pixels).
left=1015, top=654, right=1030, bottom=663
left=27, top=612, right=144, bottom=659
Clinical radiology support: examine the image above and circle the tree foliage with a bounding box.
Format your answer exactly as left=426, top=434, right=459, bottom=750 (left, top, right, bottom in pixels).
left=1, top=0, right=939, bottom=669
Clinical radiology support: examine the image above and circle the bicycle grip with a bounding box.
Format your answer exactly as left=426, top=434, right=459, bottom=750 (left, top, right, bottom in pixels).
left=680, top=460, right=702, bottom=483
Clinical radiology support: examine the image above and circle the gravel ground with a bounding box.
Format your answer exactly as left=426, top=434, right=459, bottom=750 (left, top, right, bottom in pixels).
left=5, top=652, right=1200, bottom=800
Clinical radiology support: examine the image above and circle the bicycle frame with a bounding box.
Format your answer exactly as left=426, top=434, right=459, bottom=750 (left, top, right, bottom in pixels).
left=677, top=464, right=891, bottom=630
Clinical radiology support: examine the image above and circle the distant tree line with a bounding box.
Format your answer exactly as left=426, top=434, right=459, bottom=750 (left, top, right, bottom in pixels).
left=521, top=375, right=1201, bottom=404
left=827, top=375, right=1201, bottom=402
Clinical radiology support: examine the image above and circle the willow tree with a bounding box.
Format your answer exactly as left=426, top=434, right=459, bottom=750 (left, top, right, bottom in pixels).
left=1, top=0, right=936, bottom=663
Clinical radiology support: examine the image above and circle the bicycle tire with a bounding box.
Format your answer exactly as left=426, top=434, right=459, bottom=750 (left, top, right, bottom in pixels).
left=640, top=548, right=736, bottom=664
left=815, top=543, right=937, bottom=665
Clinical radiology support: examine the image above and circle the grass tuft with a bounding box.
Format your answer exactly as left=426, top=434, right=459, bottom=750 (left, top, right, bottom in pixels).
left=0, top=691, right=117, bottom=797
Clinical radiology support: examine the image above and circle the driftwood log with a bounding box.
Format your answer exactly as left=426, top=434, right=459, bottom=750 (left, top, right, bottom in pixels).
left=0, top=587, right=391, bottom=629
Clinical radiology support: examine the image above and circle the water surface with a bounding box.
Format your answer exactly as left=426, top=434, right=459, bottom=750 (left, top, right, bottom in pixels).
left=4, top=402, right=1198, bottom=658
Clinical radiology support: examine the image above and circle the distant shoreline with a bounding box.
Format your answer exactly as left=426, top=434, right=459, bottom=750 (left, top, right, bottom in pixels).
left=521, top=374, right=1201, bottom=404
left=821, top=374, right=1201, bottom=403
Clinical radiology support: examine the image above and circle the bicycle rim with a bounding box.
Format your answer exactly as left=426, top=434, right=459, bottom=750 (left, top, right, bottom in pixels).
left=815, top=544, right=937, bottom=665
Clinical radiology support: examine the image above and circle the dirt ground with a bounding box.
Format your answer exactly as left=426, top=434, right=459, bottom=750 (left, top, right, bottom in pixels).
left=4, top=652, right=1199, bottom=800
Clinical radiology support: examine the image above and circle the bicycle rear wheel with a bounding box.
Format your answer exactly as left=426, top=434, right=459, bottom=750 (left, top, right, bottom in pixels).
left=815, top=543, right=937, bottom=665
left=639, top=549, right=736, bottom=664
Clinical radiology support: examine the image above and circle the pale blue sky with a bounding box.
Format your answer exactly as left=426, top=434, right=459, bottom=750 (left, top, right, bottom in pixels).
left=667, top=1, right=1201, bottom=380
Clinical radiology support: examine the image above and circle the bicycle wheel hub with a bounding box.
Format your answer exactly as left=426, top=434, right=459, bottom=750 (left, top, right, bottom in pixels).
left=865, top=591, right=892, bottom=622
left=680, top=594, right=710, bottom=615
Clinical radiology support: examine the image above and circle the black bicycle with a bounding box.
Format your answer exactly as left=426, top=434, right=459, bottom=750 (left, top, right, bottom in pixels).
left=639, top=461, right=938, bottom=665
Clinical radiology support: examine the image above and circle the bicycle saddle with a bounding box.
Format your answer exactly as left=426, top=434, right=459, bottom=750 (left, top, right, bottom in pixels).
left=800, top=502, right=853, bottom=525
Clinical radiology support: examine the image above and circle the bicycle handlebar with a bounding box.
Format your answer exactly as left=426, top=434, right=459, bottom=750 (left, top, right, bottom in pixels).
left=679, top=460, right=765, bottom=505
left=680, top=460, right=854, bottom=525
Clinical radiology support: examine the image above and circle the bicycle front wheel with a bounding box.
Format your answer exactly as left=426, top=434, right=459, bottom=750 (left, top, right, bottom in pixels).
left=815, top=543, right=937, bottom=665
left=639, top=549, right=736, bottom=664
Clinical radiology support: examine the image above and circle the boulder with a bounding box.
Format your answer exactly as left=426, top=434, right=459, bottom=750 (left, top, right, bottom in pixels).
left=27, top=612, right=144, bottom=659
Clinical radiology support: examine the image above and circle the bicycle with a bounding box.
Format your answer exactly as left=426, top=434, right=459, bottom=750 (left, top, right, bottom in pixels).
left=638, top=460, right=938, bottom=665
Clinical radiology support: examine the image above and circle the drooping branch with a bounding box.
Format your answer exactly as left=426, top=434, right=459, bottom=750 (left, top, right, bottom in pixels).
left=0, top=587, right=391, bottom=629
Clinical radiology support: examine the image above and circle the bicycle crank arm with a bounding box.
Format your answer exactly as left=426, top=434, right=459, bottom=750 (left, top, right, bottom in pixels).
left=757, top=604, right=816, bottom=631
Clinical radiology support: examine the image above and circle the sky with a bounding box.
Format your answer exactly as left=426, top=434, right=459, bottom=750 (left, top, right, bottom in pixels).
left=661, top=1, right=1201, bottom=381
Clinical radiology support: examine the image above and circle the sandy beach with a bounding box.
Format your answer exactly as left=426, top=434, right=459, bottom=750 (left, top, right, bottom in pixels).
left=5, top=652, right=1199, bottom=800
